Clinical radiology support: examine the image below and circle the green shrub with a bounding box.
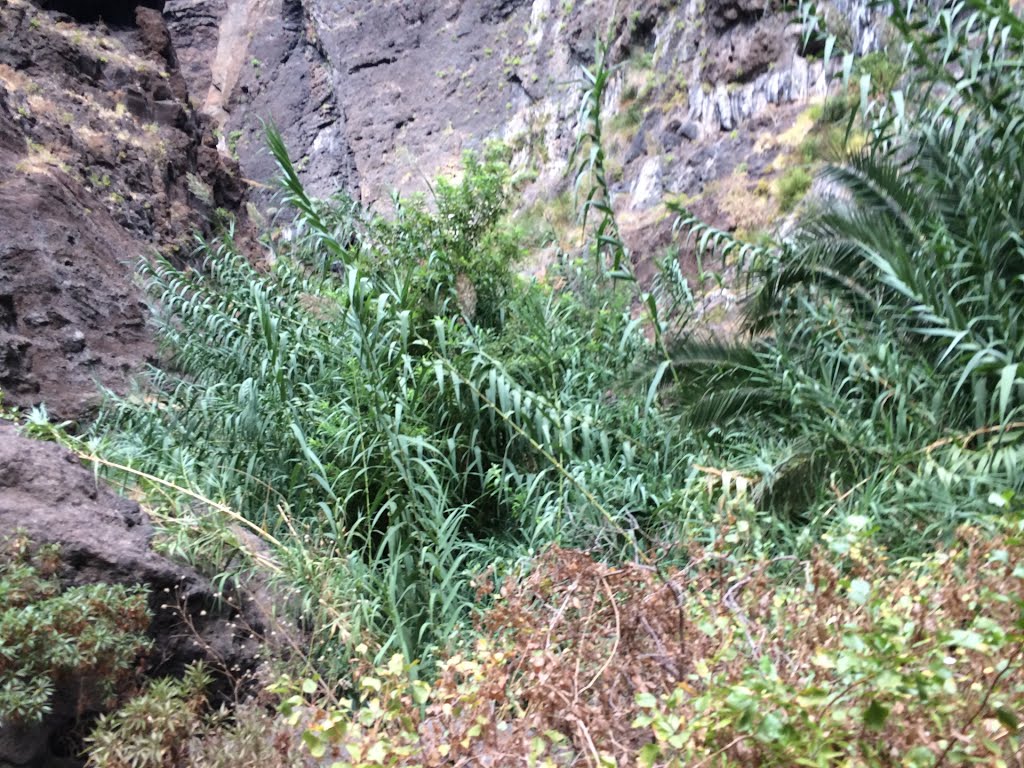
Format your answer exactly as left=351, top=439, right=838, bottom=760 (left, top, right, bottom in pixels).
left=856, top=50, right=903, bottom=95
left=0, top=535, right=151, bottom=724
left=666, top=0, right=1024, bottom=553
left=87, top=665, right=211, bottom=768
left=775, top=166, right=811, bottom=212
left=87, top=663, right=302, bottom=768
left=370, top=141, right=520, bottom=328
left=276, top=515, right=1024, bottom=766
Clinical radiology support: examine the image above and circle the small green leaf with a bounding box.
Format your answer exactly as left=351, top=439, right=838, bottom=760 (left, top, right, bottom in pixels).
left=366, top=741, right=387, bottom=764
left=302, top=730, right=327, bottom=758
left=637, top=744, right=661, bottom=767
left=948, top=629, right=985, bottom=651
left=411, top=680, right=431, bottom=705
left=863, top=700, right=889, bottom=729
left=995, top=706, right=1019, bottom=730
left=848, top=578, right=871, bottom=605
left=360, top=676, right=382, bottom=692
left=757, top=712, right=784, bottom=742
left=635, top=692, right=658, bottom=708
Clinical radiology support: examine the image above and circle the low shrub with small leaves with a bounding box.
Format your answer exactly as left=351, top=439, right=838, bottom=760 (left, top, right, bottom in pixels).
left=0, top=535, right=151, bottom=725
left=278, top=512, right=1024, bottom=766
left=88, top=664, right=304, bottom=768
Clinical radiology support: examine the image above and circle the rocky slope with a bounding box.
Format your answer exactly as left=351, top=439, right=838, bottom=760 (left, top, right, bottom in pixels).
left=0, top=423, right=274, bottom=766
left=0, top=0, right=246, bottom=421
left=169, top=0, right=885, bottom=210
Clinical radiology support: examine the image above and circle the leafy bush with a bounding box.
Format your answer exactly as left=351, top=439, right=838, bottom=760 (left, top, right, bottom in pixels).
left=369, top=142, right=520, bottom=329
left=775, top=166, right=812, bottom=212
left=276, top=513, right=1024, bottom=766
left=0, top=535, right=151, bottom=724
left=855, top=49, right=903, bottom=95
left=665, top=0, right=1024, bottom=552
left=87, top=664, right=302, bottom=768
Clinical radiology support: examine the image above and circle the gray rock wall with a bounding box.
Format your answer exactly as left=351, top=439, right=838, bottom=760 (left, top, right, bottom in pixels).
left=165, top=0, right=358, bottom=203
left=162, top=0, right=887, bottom=212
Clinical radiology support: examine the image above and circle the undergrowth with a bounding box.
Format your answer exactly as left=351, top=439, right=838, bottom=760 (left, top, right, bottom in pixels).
left=0, top=535, right=150, bottom=726
left=278, top=511, right=1024, bottom=766
left=6, top=0, right=1021, bottom=762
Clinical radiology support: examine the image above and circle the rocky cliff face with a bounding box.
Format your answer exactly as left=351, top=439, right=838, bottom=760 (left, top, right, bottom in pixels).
left=158, top=0, right=886, bottom=292
left=0, top=0, right=887, bottom=419
left=0, top=0, right=246, bottom=420
left=165, top=0, right=358, bottom=204
left=165, top=0, right=885, bottom=205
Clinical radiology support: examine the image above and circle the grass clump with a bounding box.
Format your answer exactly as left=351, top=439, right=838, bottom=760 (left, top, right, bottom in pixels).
left=89, top=127, right=659, bottom=675
left=775, top=165, right=812, bottom=212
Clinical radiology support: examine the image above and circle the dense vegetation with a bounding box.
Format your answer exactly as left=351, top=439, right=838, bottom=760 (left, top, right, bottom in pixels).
left=6, top=0, right=1024, bottom=763
left=0, top=536, right=150, bottom=723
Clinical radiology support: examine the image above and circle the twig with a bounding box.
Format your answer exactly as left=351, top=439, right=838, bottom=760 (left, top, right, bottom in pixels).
left=691, top=736, right=748, bottom=768
left=578, top=576, right=622, bottom=698
left=75, top=450, right=284, bottom=550
left=723, top=575, right=761, bottom=659
left=567, top=713, right=605, bottom=767
left=935, top=642, right=1024, bottom=768
left=639, top=616, right=680, bottom=680
left=924, top=421, right=1024, bottom=456
left=571, top=585, right=603, bottom=701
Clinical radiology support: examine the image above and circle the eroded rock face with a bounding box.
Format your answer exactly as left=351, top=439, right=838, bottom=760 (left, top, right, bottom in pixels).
left=161, top=0, right=885, bottom=219
left=0, top=0, right=247, bottom=421
left=165, top=0, right=358, bottom=204
left=0, top=423, right=270, bottom=767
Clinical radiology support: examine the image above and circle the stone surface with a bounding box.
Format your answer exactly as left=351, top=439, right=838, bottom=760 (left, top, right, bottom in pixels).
left=160, top=0, right=885, bottom=228
left=0, top=0, right=890, bottom=421
left=0, top=423, right=271, bottom=767
left=630, top=156, right=664, bottom=209
left=165, top=0, right=358, bottom=204
left=0, top=0, right=249, bottom=421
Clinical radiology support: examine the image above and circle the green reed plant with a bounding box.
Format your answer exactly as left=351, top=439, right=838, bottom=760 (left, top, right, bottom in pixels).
left=663, top=0, right=1024, bottom=552
left=91, top=127, right=690, bottom=668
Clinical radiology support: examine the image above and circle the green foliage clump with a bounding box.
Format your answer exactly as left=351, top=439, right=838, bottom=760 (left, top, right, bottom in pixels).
left=88, top=664, right=301, bottom=768
left=276, top=514, right=1024, bottom=766
left=372, top=142, right=520, bottom=328
left=855, top=49, right=903, bottom=95
left=0, top=536, right=151, bottom=724
left=91, top=128, right=661, bottom=670
left=88, top=665, right=211, bottom=768
left=775, top=166, right=812, bottom=212
left=633, top=516, right=1024, bottom=767
left=666, top=0, right=1024, bottom=552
